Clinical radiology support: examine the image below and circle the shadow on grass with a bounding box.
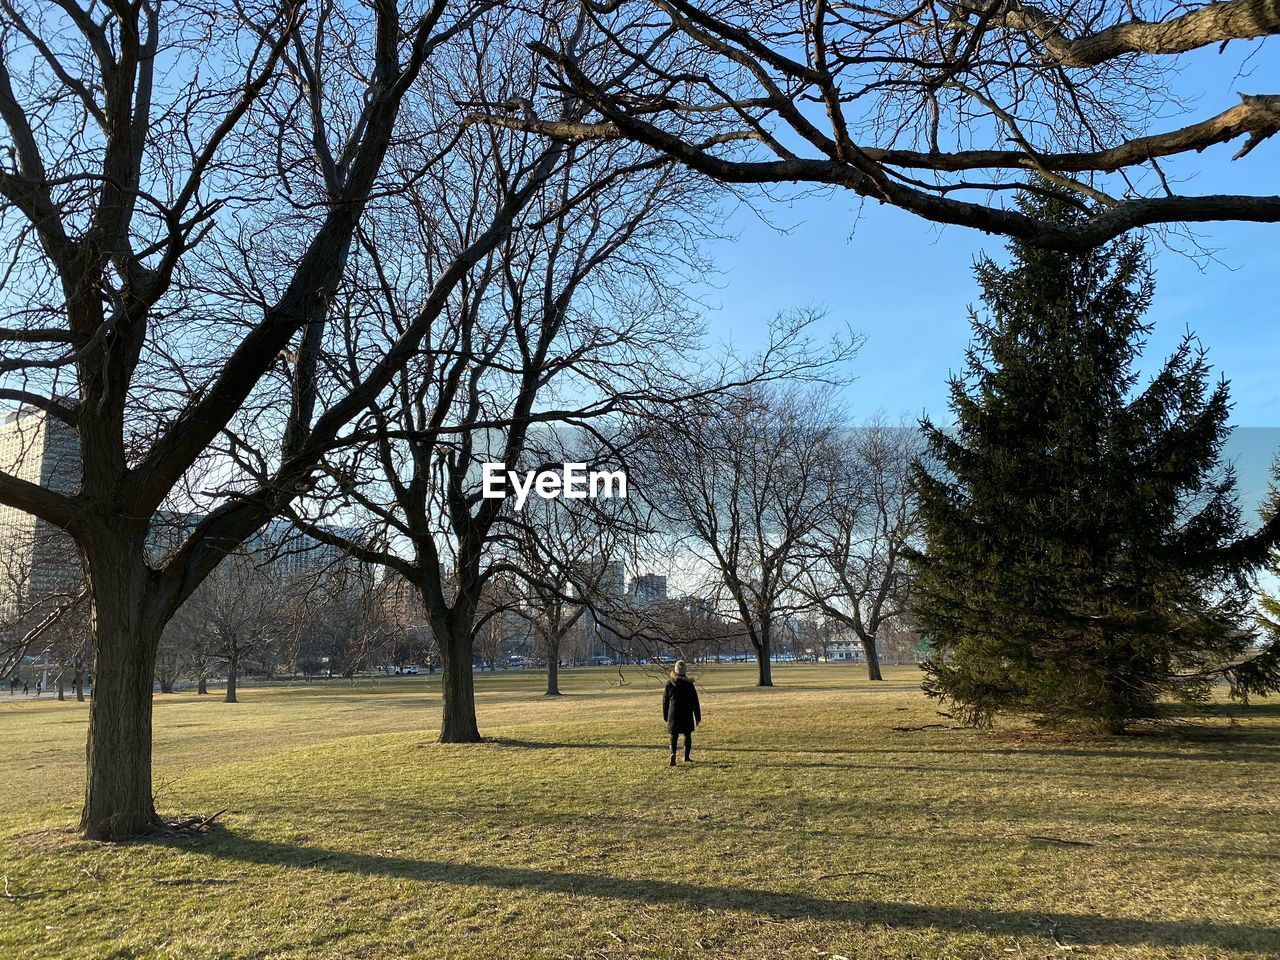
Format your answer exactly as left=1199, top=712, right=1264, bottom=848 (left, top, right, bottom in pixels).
left=488, top=738, right=1280, bottom=777
left=189, top=832, right=1277, bottom=951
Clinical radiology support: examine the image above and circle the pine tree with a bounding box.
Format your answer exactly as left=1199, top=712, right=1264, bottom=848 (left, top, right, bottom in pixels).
left=1250, top=462, right=1280, bottom=694
left=912, top=191, right=1277, bottom=733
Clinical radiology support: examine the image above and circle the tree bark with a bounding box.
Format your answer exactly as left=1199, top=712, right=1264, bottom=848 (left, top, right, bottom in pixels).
left=56, top=673, right=65, bottom=700
left=439, top=625, right=481, bottom=742
left=545, top=648, right=561, bottom=697
left=79, top=532, right=161, bottom=840
left=756, top=634, right=773, bottom=687
left=225, top=648, right=238, bottom=703
left=197, top=676, right=208, bottom=695
left=862, top=636, right=884, bottom=681
left=74, top=670, right=84, bottom=702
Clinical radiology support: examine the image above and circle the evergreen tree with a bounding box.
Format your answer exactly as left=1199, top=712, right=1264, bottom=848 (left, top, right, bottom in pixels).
left=1252, top=462, right=1280, bottom=691
left=912, top=192, right=1278, bottom=733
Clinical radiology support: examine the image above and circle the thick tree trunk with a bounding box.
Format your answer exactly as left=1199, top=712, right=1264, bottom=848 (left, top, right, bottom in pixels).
left=862, top=636, right=884, bottom=681
left=56, top=673, right=65, bottom=700
left=756, top=635, right=773, bottom=687
left=545, top=649, right=561, bottom=697
left=80, top=533, right=161, bottom=840
left=158, top=677, right=174, bottom=694
left=225, top=648, right=238, bottom=703
left=197, top=676, right=208, bottom=696
left=439, top=626, right=481, bottom=742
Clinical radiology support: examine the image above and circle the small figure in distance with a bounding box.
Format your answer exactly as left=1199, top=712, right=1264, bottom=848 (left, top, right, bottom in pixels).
left=663, top=660, right=701, bottom=767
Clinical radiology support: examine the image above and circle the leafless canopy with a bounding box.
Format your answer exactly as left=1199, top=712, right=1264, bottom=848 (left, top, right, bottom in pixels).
left=473, top=0, right=1280, bottom=249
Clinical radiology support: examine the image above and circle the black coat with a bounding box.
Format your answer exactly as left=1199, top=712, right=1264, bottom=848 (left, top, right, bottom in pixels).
left=663, top=677, right=701, bottom=734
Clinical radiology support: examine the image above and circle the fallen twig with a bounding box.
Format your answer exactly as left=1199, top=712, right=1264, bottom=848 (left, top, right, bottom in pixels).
left=1028, top=835, right=1095, bottom=847
left=159, top=808, right=228, bottom=835
left=3, top=876, right=43, bottom=900
left=817, top=870, right=890, bottom=880
left=192, top=808, right=228, bottom=830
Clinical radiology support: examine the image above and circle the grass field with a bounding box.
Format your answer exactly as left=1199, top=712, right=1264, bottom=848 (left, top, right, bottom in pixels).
left=0, top=664, right=1277, bottom=960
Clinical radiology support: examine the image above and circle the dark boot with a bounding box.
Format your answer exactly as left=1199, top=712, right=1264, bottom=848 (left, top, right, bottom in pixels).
left=669, top=753, right=677, bottom=767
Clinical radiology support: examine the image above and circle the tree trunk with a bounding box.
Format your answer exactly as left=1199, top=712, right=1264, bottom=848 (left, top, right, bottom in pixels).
left=159, top=677, right=174, bottom=694
left=74, top=670, right=84, bottom=702
left=545, top=645, right=561, bottom=697
left=80, top=533, right=161, bottom=840
left=56, top=673, right=65, bottom=700
left=197, top=676, right=208, bottom=695
left=756, top=634, right=773, bottom=687
left=225, top=648, right=238, bottom=703
left=439, top=625, right=481, bottom=742
left=862, top=636, right=884, bottom=681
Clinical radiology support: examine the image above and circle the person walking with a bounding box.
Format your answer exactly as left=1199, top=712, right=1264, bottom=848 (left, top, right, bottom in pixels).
left=663, top=660, right=701, bottom=766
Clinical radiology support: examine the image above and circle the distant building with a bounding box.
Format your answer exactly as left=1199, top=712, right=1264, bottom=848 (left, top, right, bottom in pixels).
left=0, top=406, right=364, bottom=629
left=628, top=573, right=668, bottom=605
left=597, top=558, right=625, bottom=597
left=245, top=519, right=365, bottom=582
left=823, top=639, right=866, bottom=663
left=0, top=407, right=80, bottom=619
left=575, top=555, right=624, bottom=660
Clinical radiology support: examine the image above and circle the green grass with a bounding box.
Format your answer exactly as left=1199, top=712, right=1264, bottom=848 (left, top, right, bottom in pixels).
left=1, top=664, right=1277, bottom=959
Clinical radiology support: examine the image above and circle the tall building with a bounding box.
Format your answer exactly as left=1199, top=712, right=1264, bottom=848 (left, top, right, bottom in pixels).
left=0, top=407, right=80, bottom=619
left=0, top=406, right=365, bottom=627
left=575, top=555, right=625, bottom=661
left=245, top=518, right=365, bottom=581
left=628, top=573, right=668, bottom=605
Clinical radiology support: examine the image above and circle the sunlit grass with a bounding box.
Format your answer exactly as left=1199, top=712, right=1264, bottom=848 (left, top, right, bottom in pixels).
left=1, top=664, right=1277, bottom=959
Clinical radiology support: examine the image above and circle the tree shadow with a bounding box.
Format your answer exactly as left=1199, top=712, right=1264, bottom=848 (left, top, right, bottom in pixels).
left=185, top=832, right=1277, bottom=951
left=484, top=738, right=649, bottom=750
left=924, top=743, right=1280, bottom=764
left=485, top=738, right=1280, bottom=776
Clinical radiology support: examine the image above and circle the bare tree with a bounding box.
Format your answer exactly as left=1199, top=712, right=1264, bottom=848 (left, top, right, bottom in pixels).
left=635, top=386, right=846, bottom=685
left=0, top=1, right=591, bottom=838
left=158, top=583, right=218, bottom=695
left=46, top=596, right=91, bottom=701
left=375, top=573, right=439, bottom=674
left=474, top=0, right=1280, bottom=250
left=275, top=561, right=388, bottom=680
left=279, top=15, right=760, bottom=741
left=509, top=447, right=635, bottom=695
left=798, top=417, right=927, bottom=680
left=182, top=553, right=285, bottom=703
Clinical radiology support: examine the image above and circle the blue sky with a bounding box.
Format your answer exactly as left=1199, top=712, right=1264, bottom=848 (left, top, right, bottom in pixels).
left=694, top=45, right=1280, bottom=512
